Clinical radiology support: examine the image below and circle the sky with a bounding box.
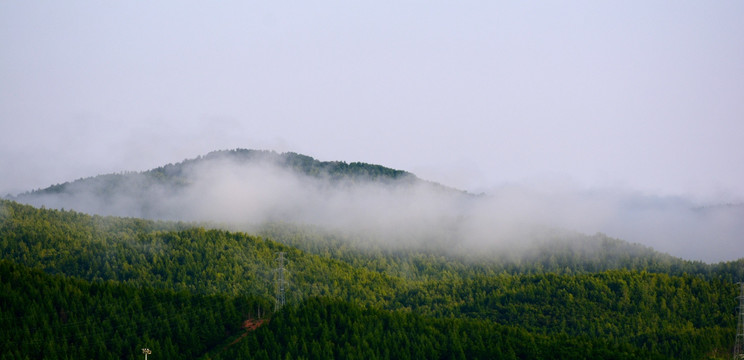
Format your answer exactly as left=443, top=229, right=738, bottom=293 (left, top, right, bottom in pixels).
left=1, top=1, right=743, bottom=201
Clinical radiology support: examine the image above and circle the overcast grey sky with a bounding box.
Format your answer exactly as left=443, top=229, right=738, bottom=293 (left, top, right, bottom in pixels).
left=1, top=1, right=743, bottom=201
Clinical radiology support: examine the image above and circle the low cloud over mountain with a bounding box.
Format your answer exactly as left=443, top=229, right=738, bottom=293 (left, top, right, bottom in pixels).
left=11, top=149, right=744, bottom=262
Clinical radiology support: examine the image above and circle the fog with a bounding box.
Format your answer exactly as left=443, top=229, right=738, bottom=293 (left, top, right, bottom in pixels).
left=12, top=153, right=743, bottom=263
left=2, top=2, right=742, bottom=264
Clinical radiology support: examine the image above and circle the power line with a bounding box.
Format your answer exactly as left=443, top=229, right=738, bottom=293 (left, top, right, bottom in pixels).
left=735, top=282, right=744, bottom=360
left=274, top=252, right=288, bottom=311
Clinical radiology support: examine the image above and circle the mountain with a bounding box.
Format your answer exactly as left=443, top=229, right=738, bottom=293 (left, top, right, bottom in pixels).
left=2, top=150, right=743, bottom=358
left=11, top=149, right=426, bottom=219
left=13, top=148, right=423, bottom=202
left=8, top=149, right=743, bottom=267
left=8, top=149, right=742, bottom=270
left=0, top=150, right=660, bottom=255
left=12, top=149, right=483, bottom=241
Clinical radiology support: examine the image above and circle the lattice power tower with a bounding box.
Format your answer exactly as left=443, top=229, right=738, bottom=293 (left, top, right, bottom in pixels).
left=735, top=282, right=744, bottom=360
left=274, top=252, right=288, bottom=311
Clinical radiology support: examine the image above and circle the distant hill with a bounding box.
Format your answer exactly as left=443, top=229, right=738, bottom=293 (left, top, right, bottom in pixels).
left=16, top=149, right=419, bottom=199
left=11, top=149, right=451, bottom=221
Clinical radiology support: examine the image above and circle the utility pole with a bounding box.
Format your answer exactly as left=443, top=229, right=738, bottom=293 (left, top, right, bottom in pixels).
left=142, top=348, right=151, bottom=360
left=735, top=282, right=744, bottom=360
left=274, top=252, right=288, bottom=311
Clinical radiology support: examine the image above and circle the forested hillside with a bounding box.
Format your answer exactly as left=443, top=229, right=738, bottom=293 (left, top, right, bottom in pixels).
left=1, top=199, right=741, bottom=359
left=0, top=200, right=402, bottom=305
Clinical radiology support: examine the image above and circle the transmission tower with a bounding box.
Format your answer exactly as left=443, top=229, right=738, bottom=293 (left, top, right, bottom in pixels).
left=735, top=282, right=744, bottom=360
left=274, top=252, right=288, bottom=311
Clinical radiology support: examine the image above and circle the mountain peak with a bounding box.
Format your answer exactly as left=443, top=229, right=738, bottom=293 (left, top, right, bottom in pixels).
left=11, top=149, right=439, bottom=222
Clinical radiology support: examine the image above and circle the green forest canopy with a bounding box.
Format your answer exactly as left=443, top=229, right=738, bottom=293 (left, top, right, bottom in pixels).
left=0, top=199, right=741, bottom=359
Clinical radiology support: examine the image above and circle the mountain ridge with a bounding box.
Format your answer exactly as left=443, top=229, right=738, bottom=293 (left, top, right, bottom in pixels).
left=9, top=149, right=471, bottom=224
left=12, top=149, right=427, bottom=198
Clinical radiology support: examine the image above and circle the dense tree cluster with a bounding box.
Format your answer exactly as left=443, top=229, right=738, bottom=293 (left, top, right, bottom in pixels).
left=0, top=199, right=740, bottom=359
left=216, top=297, right=657, bottom=360
left=0, top=260, right=269, bottom=360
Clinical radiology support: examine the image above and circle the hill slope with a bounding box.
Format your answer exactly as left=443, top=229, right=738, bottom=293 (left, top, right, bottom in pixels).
left=0, top=199, right=740, bottom=359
